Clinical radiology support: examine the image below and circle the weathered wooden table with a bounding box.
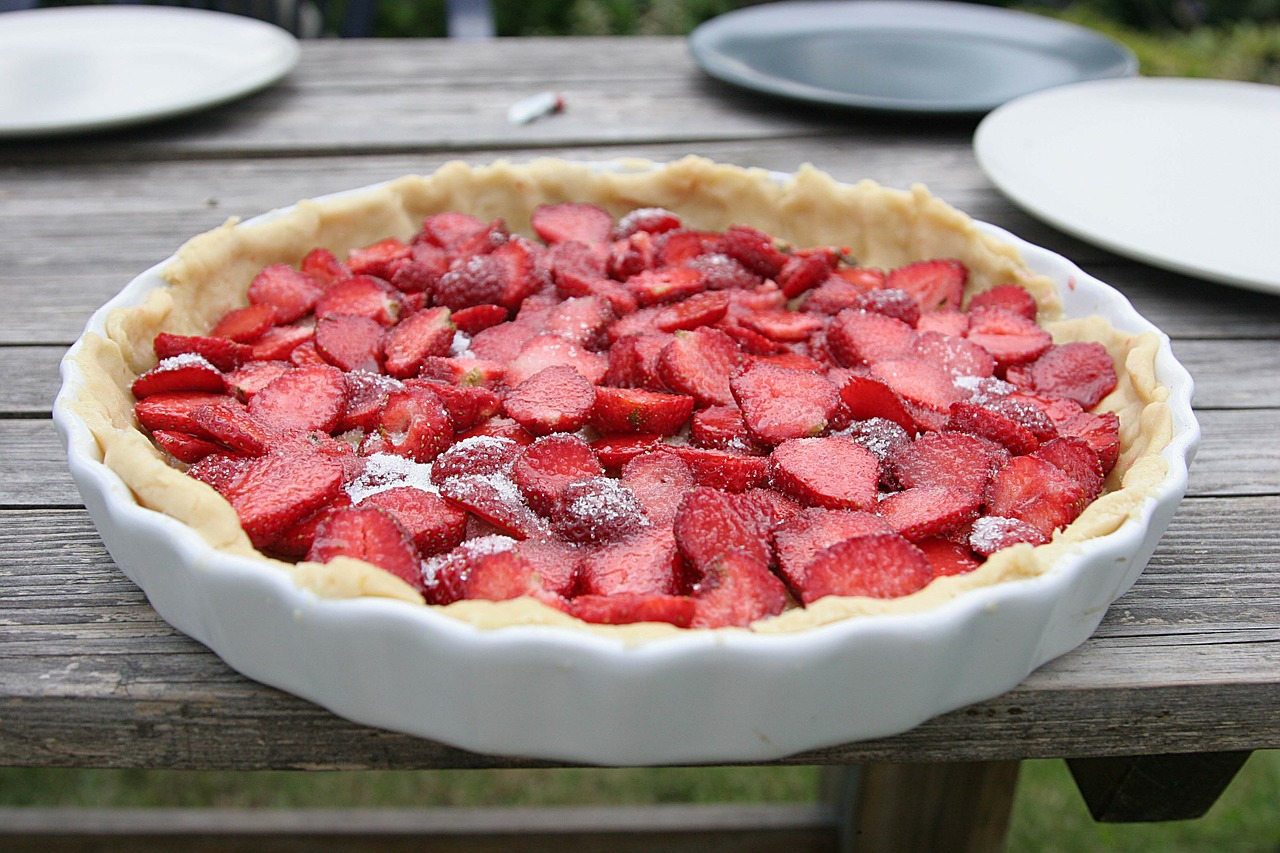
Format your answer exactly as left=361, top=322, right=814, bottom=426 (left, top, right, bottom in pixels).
left=2, top=36, right=1277, bottom=852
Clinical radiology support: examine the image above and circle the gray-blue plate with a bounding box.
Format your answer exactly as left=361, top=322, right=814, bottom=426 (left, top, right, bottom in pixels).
left=688, top=0, right=1137, bottom=115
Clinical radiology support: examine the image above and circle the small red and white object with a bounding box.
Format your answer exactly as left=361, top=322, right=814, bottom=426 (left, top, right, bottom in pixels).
left=507, top=91, right=565, bottom=125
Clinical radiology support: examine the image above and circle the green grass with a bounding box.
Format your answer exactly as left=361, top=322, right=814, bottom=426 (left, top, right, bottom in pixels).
left=3, top=752, right=1278, bottom=850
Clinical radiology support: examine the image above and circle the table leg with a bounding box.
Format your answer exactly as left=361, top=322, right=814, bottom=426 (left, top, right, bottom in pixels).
left=824, top=760, right=1021, bottom=853
left=1066, top=750, right=1254, bottom=822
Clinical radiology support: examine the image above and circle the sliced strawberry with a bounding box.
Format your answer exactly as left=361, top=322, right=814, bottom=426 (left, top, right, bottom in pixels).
left=672, top=486, right=773, bottom=573
left=431, top=254, right=507, bottom=311
left=915, top=537, right=982, bottom=577
left=135, top=391, right=236, bottom=435
left=777, top=252, right=836, bottom=299
left=505, top=333, right=608, bottom=388
left=358, top=486, right=468, bottom=558
left=685, top=252, right=762, bottom=291
left=886, top=258, right=966, bottom=313
left=654, top=290, right=731, bottom=332
left=667, top=445, right=770, bottom=493
left=965, top=306, right=1053, bottom=371
left=514, top=538, right=583, bottom=598
left=656, top=327, right=741, bottom=408
left=132, top=355, right=225, bottom=399
left=768, top=436, right=879, bottom=510
left=531, top=202, right=615, bottom=245
left=912, top=330, right=997, bottom=379
left=968, top=283, right=1038, bottom=320
left=375, top=306, right=452, bottom=378
left=265, top=493, right=352, bottom=560
left=876, top=485, right=982, bottom=541
left=406, top=379, right=501, bottom=432
left=690, top=549, right=788, bottom=629
left=313, top=314, right=385, bottom=375
left=550, top=476, right=649, bottom=544
left=422, top=535, right=515, bottom=605
left=625, top=267, right=706, bottom=307
left=849, top=288, right=922, bottom=327
left=611, top=207, right=683, bottom=241
left=300, top=247, right=350, bottom=285
left=186, top=451, right=253, bottom=492
left=388, top=243, right=450, bottom=294
left=592, top=433, right=666, bottom=474
left=826, top=309, right=917, bottom=367
left=986, top=455, right=1090, bottom=537
left=450, top=303, right=508, bottom=336
left=368, top=384, right=453, bottom=462
left=836, top=374, right=917, bottom=434
left=511, top=433, right=604, bottom=516
left=490, top=236, right=553, bottom=311
left=590, top=386, right=694, bottom=436
left=714, top=225, right=788, bottom=279
left=247, top=263, right=324, bottom=324
left=1059, top=409, right=1121, bottom=475
left=414, top=211, right=490, bottom=250
left=1032, top=436, right=1106, bottom=502
left=888, top=430, right=1009, bottom=496
left=621, top=450, right=694, bottom=526
left=337, top=370, right=402, bottom=432
left=548, top=239, right=609, bottom=292
left=417, top=356, right=504, bottom=389
left=566, top=593, right=695, bottom=628
left=580, top=525, right=686, bottom=596
left=799, top=276, right=873, bottom=315
left=690, top=404, right=766, bottom=454
left=305, top=505, right=422, bottom=588
left=968, top=515, right=1050, bottom=556
left=248, top=364, right=347, bottom=435
left=345, top=237, right=411, bottom=279
left=503, top=364, right=597, bottom=436
left=151, top=429, right=226, bottom=464
left=430, top=434, right=523, bottom=484
left=542, top=295, right=615, bottom=349
left=730, top=361, right=839, bottom=445
left=209, top=303, right=278, bottom=343
left=772, top=507, right=891, bottom=593
left=153, top=332, right=250, bottom=373
left=737, top=308, right=824, bottom=343
left=249, top=322, right=315, bottom=361
left=604, top=332, right=671, bottom=390
left=1005, top=341, right=1118, bottom=409
left=838, top=418, right=914, bottom=486
left=654, top=229, right=713, bottom=267
left=870, top=357, right=965, bottom=425
left=916, top=308, right=971, bottom=338
left=799, top=532, right=934, bottom=604
left=221, top=450, right=346, bottom=550
left=314, top=275, right=404, bottom=326
left=608, top=231, right=657, bottom=280
left=437, top=473, right=550, bottom=540
left=191, top=403, right=273, bottom=456
left=289, top=340, right=329, bottom=367
left=224, top=359, right=291, bottom=403
left=945, top=399, right=1045, bottom=456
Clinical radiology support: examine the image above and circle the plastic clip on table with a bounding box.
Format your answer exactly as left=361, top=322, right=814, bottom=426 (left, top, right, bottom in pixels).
left=0, top=34, right=1276, bottom=853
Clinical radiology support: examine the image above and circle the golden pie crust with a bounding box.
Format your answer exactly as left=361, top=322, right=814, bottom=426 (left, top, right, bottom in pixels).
left=68, top=157, right=1173, bottom=642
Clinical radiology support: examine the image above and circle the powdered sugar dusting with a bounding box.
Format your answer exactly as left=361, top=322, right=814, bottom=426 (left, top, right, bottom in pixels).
left=155, top=353, right=217, bottom=372
left=345, top=452, right=438, bottom=503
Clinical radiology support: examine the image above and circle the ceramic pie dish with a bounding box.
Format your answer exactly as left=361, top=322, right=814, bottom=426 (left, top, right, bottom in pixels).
left=54, top=158, right=1198, bottom=765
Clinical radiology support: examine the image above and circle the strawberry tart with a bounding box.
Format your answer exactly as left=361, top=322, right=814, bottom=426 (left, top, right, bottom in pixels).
left=64, top=157, right=1179, bottom=640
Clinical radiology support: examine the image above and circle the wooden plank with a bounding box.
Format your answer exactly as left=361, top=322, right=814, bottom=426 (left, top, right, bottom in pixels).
left=850, top=761, right=1021, bottom=852
left=0, top=803, right=838, bottom=853
left=1066, top=751, right=1253, bottom=822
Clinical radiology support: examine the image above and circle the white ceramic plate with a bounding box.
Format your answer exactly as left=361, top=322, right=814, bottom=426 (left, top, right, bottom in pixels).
left=688, top=0, right=1136, bottom=114
left=975, top=77, right=1280, bottom=294
left=54, top=172, right=1198, bottom=766
left=0, top=6, right=299, bottom=138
